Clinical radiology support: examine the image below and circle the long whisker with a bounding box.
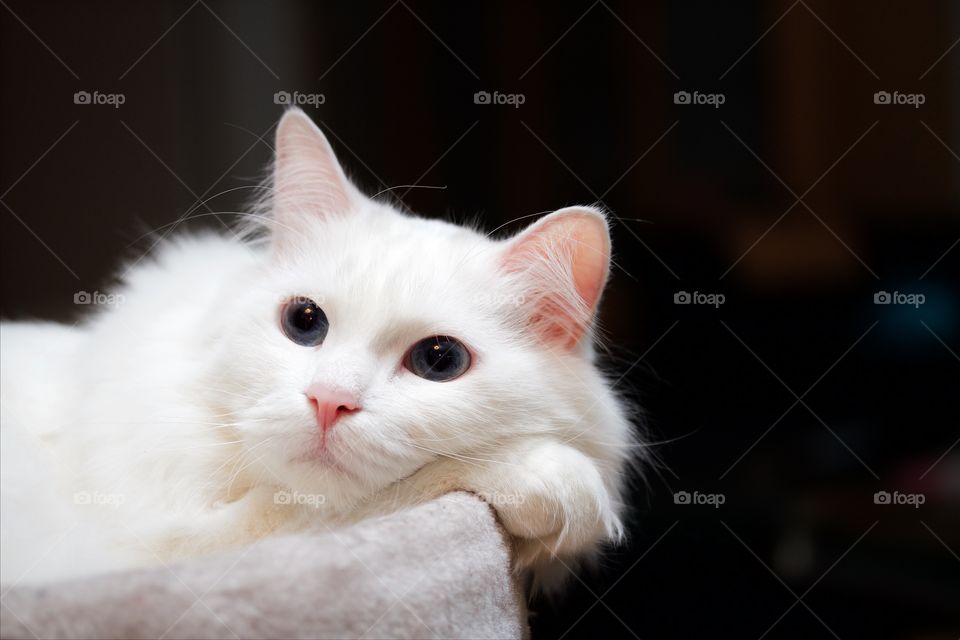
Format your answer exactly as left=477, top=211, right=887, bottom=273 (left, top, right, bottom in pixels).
left=403, top=440, right=524, bottom=470
left=225, top=438, right=276, bottom=493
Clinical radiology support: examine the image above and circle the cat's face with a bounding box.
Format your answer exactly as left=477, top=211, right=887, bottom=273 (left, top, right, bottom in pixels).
left=204, top=110, right=612, bottom=507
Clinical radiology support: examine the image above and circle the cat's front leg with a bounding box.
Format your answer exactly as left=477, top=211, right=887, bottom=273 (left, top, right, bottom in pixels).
left=462, top=439, right=622, bottom=566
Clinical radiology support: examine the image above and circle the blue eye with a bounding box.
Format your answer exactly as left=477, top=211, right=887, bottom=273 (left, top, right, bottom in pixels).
left=405, top=336, right=471, bottom=382
left=281, top=298, right=329, bottom=346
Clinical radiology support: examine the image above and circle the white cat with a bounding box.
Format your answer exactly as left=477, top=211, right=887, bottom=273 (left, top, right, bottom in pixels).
left=0, top=109, right=638, bottom=588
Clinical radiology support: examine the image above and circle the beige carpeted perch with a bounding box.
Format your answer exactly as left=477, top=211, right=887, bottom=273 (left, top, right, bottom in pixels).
left=0, top=492, right=528, bottom=640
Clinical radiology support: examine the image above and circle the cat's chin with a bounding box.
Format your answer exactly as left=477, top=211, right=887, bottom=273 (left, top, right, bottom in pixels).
left=270, top=455, right=369, bottom=507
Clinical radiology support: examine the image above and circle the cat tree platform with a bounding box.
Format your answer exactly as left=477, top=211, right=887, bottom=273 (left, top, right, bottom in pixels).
left=0, top=492, right=528, bottom=639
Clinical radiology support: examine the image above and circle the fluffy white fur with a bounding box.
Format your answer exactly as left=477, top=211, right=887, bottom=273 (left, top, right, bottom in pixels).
left=0, top=109, right=638, bottom=589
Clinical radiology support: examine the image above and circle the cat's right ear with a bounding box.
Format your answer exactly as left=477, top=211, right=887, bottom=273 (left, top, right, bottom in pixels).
left=271, top=108, right=358, bottom=249
left=500, top=206, right=611, bottom=349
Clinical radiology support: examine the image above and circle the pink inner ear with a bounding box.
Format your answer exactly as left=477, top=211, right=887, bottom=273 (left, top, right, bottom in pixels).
left=503, top=209, right=611, bottom=348
left=273, top=110, right=353, bottom=218
left=562, top=215, right=610, bottom=311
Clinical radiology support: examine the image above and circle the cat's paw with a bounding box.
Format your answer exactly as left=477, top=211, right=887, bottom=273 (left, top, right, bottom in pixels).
left=470, top=441, right=621, bottom=564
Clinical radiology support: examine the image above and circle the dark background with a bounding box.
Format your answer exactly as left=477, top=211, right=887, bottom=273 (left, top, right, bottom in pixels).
left=2, top=1, right=958, bottom=638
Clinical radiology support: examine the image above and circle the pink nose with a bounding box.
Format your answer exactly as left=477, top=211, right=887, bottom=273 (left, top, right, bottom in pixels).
left=305, top=384, right=360, bottom=432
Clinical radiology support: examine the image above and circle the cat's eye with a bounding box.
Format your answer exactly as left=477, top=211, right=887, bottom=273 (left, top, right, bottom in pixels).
left=281, top=298, right=329, bottom=346
left=405, top=336, right=471, bottom=382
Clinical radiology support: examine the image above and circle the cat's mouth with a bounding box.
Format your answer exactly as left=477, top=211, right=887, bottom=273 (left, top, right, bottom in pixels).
left=293, top=443, right=354, bottom=477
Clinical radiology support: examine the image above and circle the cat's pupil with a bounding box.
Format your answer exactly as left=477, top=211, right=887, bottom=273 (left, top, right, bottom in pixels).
left=281, top=298, right=329, bottom=346
left=295, top=305, right=316, bottom=330
left=426, top=342, right=453, bottom=370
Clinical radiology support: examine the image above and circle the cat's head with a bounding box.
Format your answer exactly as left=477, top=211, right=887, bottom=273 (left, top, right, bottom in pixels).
left=207, top=109, right=619, bottom=507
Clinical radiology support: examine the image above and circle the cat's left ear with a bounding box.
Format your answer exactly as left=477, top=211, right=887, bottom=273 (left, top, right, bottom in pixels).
left=271, top=108, right=359, bottom=248
left=501, top=206, right=611, bottom=349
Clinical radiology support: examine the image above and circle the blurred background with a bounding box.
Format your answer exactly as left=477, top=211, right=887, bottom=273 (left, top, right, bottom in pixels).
left=1, top=1, right=958, bottom=638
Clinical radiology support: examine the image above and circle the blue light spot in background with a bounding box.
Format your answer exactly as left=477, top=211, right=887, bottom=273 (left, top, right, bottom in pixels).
left=875, top=281, right=958, bottom=356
